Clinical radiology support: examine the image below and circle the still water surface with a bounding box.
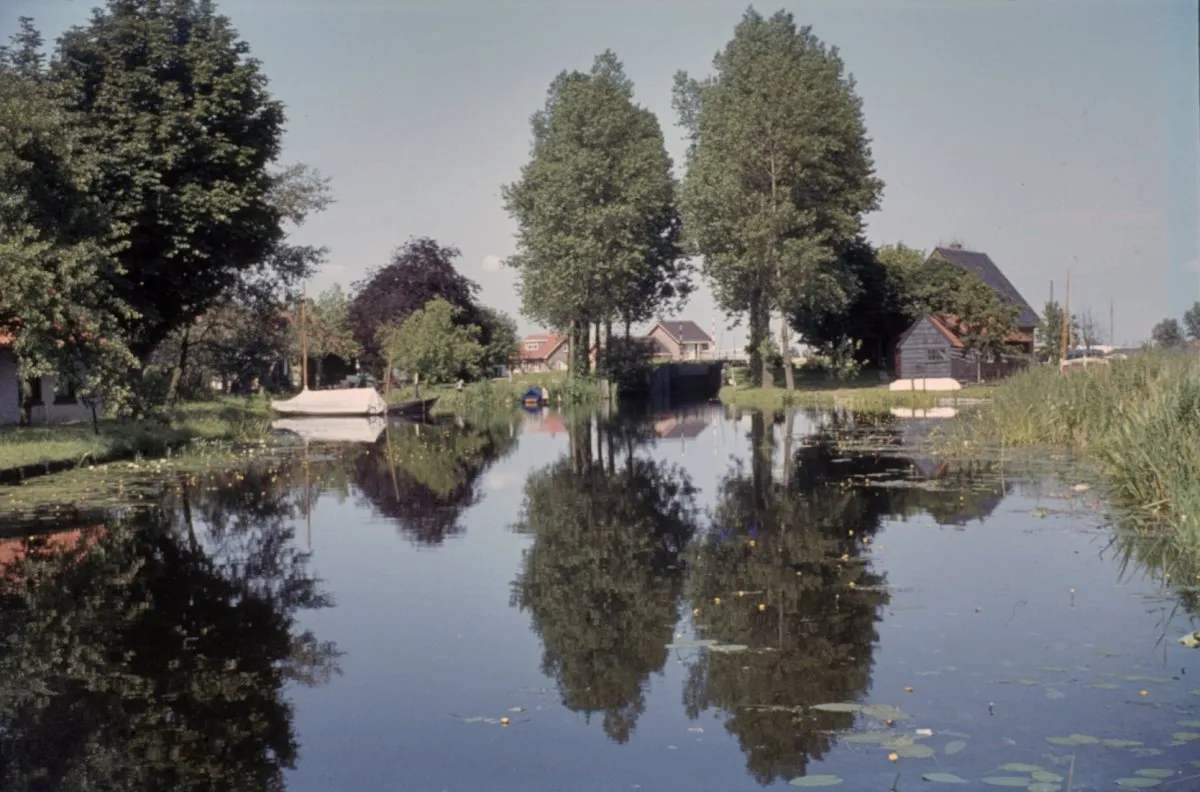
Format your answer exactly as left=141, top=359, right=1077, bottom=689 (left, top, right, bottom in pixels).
left=1, top=406, right=1198, bottom=791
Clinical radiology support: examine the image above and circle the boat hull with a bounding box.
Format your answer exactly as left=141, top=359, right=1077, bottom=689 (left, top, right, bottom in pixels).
left=270, top=388, right=388, bottom=417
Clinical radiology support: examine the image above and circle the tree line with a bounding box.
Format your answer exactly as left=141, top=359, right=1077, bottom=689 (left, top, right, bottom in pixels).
left=1, top=2, right=521, bottom=414
left=503, top=10, right=1018, bottom=387
left=3, top=2, right=1025, bottom=417
left=1149, top=303, right=1200, bottom=350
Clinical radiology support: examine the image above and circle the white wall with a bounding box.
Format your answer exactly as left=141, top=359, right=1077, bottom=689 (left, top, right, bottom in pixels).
left=0, top=354, right=100, bottom=426
left=0, top=351, right=21, bottom=425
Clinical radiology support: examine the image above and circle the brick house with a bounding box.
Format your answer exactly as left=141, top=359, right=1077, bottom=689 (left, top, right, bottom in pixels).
left=514, top=333, right=569, bottom=374
left=644, top=320, right=714, bottom=362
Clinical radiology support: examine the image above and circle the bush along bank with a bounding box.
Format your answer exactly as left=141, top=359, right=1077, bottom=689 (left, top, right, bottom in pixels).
left=387, top=375, right=609, bottom=415
left=937, top=351, right=1200, bottom=537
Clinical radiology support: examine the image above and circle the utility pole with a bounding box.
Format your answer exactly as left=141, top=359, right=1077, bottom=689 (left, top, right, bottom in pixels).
left=1060, top=270, right=1071, bottom=364
left=1110, top=298, right=1114, bottom=348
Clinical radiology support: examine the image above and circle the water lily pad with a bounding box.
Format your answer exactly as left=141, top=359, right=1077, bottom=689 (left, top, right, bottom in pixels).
left=1045, top=688, right=1066, bottom=700
left=922, top=772, right=968, bottom=784
left=709, top=643, right=749, bottom=653
left=1102, top=739, right=1144, bottom=748
left=998, top=764, right=1044, bottom=773
left=1115, top=779, right=1162, bottom=789
left=788, top=775, right=843, bottom=787
left=895, top=743, right=935, bottom=759
left=1092, top=648, right=1124, bottom=656
left=811, top=702, right=862, bottom=713
left=981, top=777, right=1035, bottom=787
left=1032, top=771, right=1063, bottom=782
left=1172, top=732, right=1200, bottom=742
left=1016, top=679, right=1041, bottom=686
left=1179, top=720, right=1200, bottom=728
left=1135, top=770, right=1175, bottom=779
left=843, top=731, right=902, bottom=745
left=862, top=704, right=909, bottom=721
left=944, top=740, right=966, bottom=755
left=665, top=639, right=718, bottom=649
left=1132, top=748, right=1165, bottom=757
left=1046, top=733, right=1098, bottom=746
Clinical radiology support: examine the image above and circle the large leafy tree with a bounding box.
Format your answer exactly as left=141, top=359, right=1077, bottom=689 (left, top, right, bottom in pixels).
left=48, top=0, right=290, bottom=362
left=348, top=237, right=485, bottom=367
left=503, top=51, right=689, bottom=375
left=376, top=298, right=484, bottom=387
left=790, top=238, right=917, bottom=372
left=154, top=162, right=332, bottom=403
left=0, top=19, right=138, bottom=417
left=674, top=9, right=883, bottom=390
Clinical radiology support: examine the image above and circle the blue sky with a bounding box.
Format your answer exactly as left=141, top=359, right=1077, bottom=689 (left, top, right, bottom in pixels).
left=6, top=0, right=1198, bottom=347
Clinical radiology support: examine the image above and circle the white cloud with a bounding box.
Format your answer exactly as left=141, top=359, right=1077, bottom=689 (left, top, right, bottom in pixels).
left=481, top=254, right=503, bottom=272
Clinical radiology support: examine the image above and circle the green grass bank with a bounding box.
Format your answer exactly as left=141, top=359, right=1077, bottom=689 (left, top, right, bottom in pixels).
left=717, top=367, right=996, bottom=412
left=938, top=351, right=1200, bottom=536
left=0, top=397, right=273, bottom=481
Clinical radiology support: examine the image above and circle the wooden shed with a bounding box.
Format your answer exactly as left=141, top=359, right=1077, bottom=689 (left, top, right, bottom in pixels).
left=894, top=315, right=976, bottom=381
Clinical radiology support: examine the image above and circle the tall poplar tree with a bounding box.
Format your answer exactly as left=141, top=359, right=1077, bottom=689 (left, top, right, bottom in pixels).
left=674, top=9, right=883, bottom=389
left=503, top=51, right=688, bottom=376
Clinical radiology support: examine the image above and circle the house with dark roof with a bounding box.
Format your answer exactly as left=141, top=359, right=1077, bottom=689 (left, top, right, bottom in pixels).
left=514, top=333, right=569, bottom=374
left=928, top=245, right=1040, bottom=331
left=893, top=245, right=1039, bottom=382
left=645, top=320, right=714, bottom=362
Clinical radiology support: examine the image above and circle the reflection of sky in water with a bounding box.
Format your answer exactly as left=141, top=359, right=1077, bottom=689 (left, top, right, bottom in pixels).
left=172, top=409, right=1199, bottom=790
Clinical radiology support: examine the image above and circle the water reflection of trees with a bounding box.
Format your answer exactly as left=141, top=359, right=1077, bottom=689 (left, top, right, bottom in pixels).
left=354, top=417, right=520, bottom=546
left=0, top=469, right=339, bottom=790
left=510, top=414, right=699, bottom=744
left=682, top=411, right=892, bottom=785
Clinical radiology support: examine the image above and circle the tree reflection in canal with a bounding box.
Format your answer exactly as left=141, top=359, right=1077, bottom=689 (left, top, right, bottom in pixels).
left=510, top=414, right=699, bottom=744
left=0, top=467, right=339, bottom=790
left=354, top=417, right=520, bottom=546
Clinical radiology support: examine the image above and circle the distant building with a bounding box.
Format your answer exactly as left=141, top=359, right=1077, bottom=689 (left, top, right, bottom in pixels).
left=514, top=333, right=569, bottom=374
left=645, top=320, right=714, bottom=362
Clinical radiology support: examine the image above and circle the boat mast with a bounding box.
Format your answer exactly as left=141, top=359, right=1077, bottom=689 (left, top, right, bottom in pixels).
left=300, top=282, right=309, bottom=391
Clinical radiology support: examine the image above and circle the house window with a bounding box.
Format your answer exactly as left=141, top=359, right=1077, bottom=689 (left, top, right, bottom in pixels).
left=53, top=378, right=78, bottom=405
left=926, top=348, right=948, bottom=362
left=26, top=377, right=42, bottom=406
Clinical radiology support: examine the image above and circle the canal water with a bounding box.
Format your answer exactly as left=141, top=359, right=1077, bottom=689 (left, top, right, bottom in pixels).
left=0, top=406, right=1197, bottom=791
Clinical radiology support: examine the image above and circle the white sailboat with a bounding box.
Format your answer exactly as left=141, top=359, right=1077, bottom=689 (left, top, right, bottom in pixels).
left=269, top=284, right=390, bottom=418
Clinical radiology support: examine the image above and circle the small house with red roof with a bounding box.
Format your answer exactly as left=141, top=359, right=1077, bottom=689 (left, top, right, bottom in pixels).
left=893, top=245, right=1038, bottom=382
left=514, top=333, right=569, bottom=374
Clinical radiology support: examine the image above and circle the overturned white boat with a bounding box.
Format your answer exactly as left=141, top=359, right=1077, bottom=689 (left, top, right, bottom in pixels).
left=272, top=416, right=388, bottom=444
left=269, top=388, right=388, bottom=417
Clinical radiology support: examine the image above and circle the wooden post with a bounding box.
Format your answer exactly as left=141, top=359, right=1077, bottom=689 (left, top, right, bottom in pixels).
left=384, top=353, right=393, bottom=400
left=1060, top=270, right=1071, bottom=366
left=1109, top=298, right=1114, bottom=348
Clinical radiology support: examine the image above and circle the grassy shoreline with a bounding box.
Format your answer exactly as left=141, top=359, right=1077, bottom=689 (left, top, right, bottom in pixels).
left=935, top=352, right=1200, bottom=538
left=718, top=374, right=995, bottom=412
left=0, top=397, right=274, bottom=482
